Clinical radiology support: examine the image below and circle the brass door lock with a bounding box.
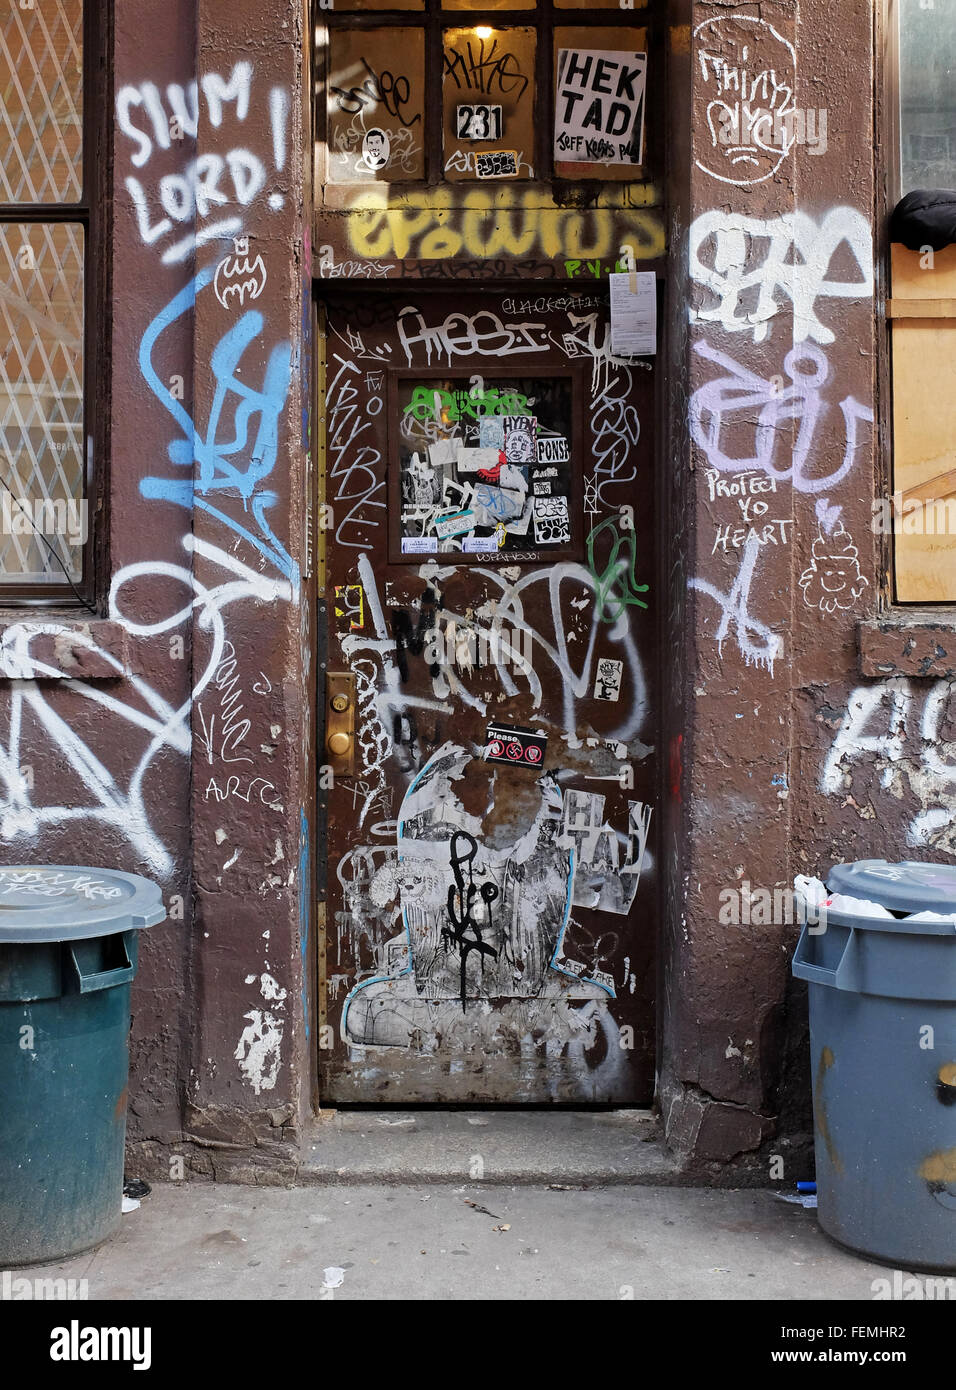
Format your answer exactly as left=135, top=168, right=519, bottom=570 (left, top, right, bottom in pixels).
left=325, top=672, right=356, bottom=776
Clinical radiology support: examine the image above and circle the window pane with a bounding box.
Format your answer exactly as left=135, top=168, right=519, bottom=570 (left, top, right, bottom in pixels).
left=443, top=26, right=536, bottom=180
left=0, top=224, right=85, bottom=584
left=327, top=28, right=425, bottom=182
left=0, top=0, right=83, bottom=203
left=899, top=0, right=956, bottom=194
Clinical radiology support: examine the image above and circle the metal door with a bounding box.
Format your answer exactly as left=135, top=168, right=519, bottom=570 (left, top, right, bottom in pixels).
left=318, top=286, right=658, bottom=1103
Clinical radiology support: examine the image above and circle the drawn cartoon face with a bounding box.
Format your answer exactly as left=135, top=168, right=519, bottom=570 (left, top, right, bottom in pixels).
left=798, top=525, right=868, bottom=614
left=693, top=15, right=797, bottom=187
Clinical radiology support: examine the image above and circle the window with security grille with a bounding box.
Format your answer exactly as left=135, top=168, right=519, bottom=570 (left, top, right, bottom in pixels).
left=0, top=0, right=98, bottom=599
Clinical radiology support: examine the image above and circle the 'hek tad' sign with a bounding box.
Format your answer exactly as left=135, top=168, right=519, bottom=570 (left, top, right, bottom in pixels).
left=554, top=49, right=647, bottom=166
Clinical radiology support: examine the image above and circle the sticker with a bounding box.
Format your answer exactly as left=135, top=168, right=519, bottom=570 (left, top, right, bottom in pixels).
left=479, top=417, right=505, bottom=449
left=533, top=496, right=571, bottom=545
left=484, top=723, right=548, bottom=767
left=593, top=657, right=623, bottom=702
left=402, top=536, right=439, bottom=554
left=456, top=104, right=503, bottom=141
left=533, top=480, right=552, bottom=496
left=456, top=446, right=500, bottom=472
left=361, top=128, right=391, bottom=172
left=503, top=416, right=536, bottom=463
left=462, top=533, right=503, bottom=553
left=428, top=439, right=458, bottom=468
left=333, top=584, right=365, bottom=631
left=434, top=509, right=476, bottom=540
left=536, top=435, right=570, bottom=464
left=554, top=50, right=647, bottom=166
left=474, top=149, right=519, bottom=179
left=532, top=466, right=558, bottom=479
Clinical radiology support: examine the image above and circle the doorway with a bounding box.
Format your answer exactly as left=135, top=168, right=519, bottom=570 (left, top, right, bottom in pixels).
left=316, top=286, right=658, bottom=1103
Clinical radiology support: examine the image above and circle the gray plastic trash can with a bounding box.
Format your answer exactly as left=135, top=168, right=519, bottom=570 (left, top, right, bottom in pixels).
left=793, top=859, right=956, bottom=1271
left=0, top=865, right=165, bottom=1265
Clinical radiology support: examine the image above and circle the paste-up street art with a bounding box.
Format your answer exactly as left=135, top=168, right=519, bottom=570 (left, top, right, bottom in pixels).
left=321, top=291, right=657, bottom=1100
left=340, top=743, right=652, bottom=1053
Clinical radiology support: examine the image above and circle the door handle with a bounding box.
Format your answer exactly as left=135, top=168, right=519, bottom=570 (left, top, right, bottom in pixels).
left=325, top=671, right=356, bottom=777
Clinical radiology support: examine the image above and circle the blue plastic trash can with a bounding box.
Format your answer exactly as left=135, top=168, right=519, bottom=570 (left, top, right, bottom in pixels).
left=793, top=859, right=956, bottom=1271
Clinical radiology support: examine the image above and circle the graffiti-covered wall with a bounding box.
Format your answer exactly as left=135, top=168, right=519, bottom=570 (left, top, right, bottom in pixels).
left=1, top=0, right=311, bottom=1170
left=661, top=0, right=890, bottom=1164
left=4, top=0, right=937, bottom=1170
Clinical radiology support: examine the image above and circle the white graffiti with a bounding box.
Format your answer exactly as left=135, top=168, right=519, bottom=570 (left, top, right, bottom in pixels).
left=689, top=532, right=783, bottom=674
left=821, top=679, right=956, bottom=851
left=118, top=65, right=290, bottom=264
left=690, top=340, right=874, bottom=493
left=689, top=207, right=873, bottom=344
left=694, top=14, right=796, bottom=187
left=397, top=306, right=550, bottom=366
left=0, top=538, right=292, bottom=875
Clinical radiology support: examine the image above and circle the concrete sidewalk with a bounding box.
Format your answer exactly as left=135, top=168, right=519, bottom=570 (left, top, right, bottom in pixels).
left=17, top=1182, right=898, bottom=1301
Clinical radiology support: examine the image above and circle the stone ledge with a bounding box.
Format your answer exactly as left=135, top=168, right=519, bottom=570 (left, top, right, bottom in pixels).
left=858, top=615, right=956, bottom=680
left=0, top=619, right=133, bottom=679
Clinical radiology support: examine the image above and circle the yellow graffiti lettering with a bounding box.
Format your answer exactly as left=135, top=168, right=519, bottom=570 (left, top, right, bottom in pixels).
left=344, top=189, right=665, bottom=263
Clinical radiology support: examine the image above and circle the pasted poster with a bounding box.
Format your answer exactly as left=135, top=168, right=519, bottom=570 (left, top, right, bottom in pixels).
left=392, top=375, right=577, bottom=561
left=554, top=49, right=646, bottom=166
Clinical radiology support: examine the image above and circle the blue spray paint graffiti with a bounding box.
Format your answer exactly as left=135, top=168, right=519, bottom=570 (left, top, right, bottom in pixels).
left=138, top=263, right=297, bottom=583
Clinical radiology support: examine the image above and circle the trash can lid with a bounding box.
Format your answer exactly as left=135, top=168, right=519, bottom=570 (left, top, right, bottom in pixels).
left=827, top=859, right=956, bottom=915
left=0, top=866, right=166, bottom=942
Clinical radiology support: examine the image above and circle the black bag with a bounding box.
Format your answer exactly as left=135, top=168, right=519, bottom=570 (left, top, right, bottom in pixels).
left=890, top=190, right=956, bottom=252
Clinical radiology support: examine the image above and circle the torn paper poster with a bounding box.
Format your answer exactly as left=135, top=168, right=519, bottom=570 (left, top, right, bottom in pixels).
left=457, top=446, right=501, bottom=473
left=554, top=49, right=647, bottom=166
left=609, top=271, right=657, bottom=356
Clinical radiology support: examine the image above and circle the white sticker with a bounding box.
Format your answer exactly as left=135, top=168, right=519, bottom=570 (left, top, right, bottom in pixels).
left=434, top=509, right=475, bottom=540
left=593, top=657, right=623, bottom=702
left=456, top=447, right=500, bottom=472
left=532, top=496, right=571, bottom=545
left=428, top=439, right=458, bottom=468
left=536, top=435, right=570, bottom=464
left=462, top=534, right=502, bottom=552
left=402, top=537, right=439, bottom=554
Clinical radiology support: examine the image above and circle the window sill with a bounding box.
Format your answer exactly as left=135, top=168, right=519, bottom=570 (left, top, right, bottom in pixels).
left=858, top=612, right=956, bottom=679
left=0, top=618, right=133, bottom=680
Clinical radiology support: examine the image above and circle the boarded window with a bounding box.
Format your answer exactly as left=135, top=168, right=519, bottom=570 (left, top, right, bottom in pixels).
left=890, top=0, right=956, bottom=601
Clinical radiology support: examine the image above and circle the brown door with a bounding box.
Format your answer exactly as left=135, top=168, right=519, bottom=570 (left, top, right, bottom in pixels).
left=318, top=286, right=658, bottom=1103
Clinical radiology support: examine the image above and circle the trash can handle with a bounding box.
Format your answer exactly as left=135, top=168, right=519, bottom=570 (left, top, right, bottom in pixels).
left=793, top=921, right=861, bottom=991
left=67, top=932, right=135, bottom=994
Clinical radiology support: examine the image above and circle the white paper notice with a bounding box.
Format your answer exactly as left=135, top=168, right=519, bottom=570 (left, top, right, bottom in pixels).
left=456, top=447, right=500, bottom=473
left=427, top=439, right=457, bottom=468
left=609, top=272, right=656, bottom=356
